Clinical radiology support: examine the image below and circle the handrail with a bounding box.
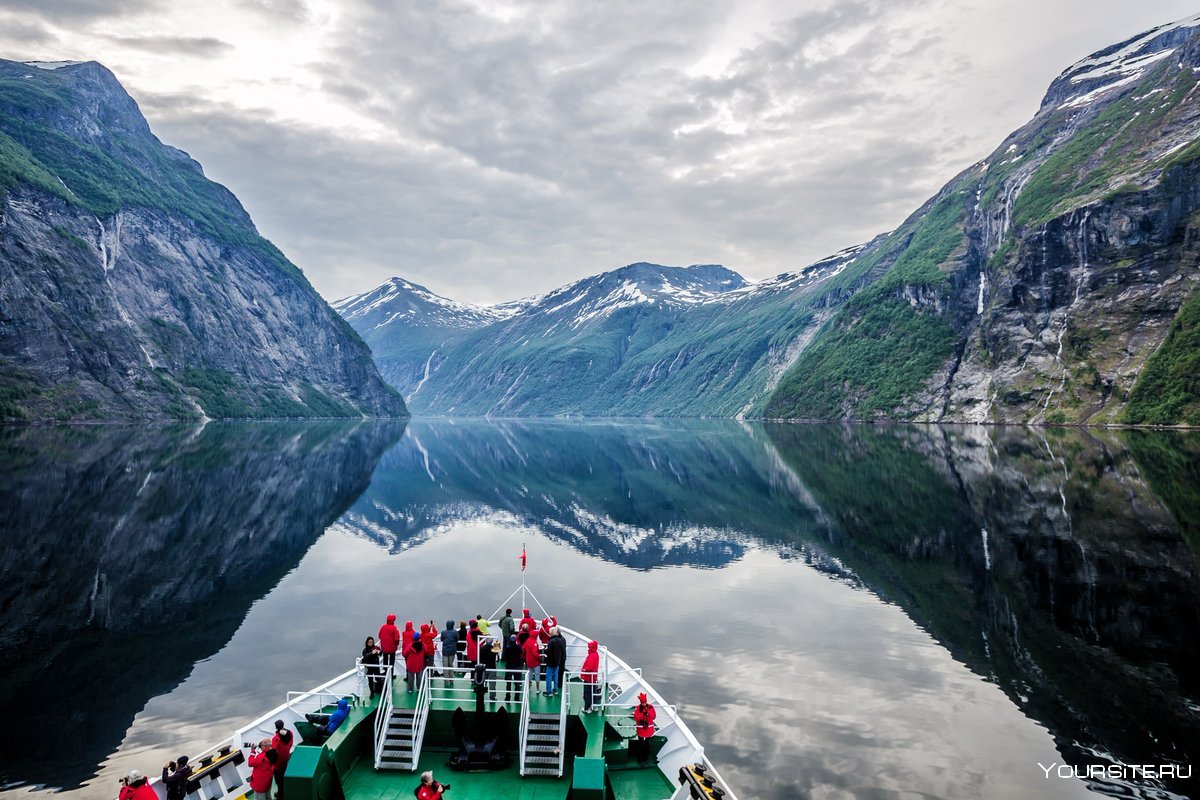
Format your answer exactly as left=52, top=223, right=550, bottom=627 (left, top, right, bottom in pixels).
left=410, top=667, right=433, bottom=771
left=518, top=673, right=531, bottom=776
left=285, top=689, right=355, bottom=713
left=373, top=663, right=394, bottom=768
left=556, top=673, right=569, bottom=777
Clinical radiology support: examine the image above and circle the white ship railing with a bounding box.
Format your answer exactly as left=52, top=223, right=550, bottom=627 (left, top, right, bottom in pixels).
left=517, top=673, right=532, bottom=776
left=555, top=674, right=569, bottom=777
left=409, top=668, right=433, bottom=771
left=373, top=663, right=395, bottom=768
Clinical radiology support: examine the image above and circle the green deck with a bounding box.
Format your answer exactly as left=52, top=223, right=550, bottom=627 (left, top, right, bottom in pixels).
left=342, top=748, right=571, bottom=800
left=323, top=672, right=670, bottom=800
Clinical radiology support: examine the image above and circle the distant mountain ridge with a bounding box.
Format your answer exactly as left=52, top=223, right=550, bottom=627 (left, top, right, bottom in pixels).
left=338, top=252, right=876, bottom=416
left=0, top=59, right=407, bottom=420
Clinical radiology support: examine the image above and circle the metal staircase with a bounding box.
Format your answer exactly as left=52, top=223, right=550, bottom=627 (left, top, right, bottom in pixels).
left=376, top=670, right=432, bottom=771
left=378, top=707, right=418, bottom=769
left=521, top=712, right=563, bottom=776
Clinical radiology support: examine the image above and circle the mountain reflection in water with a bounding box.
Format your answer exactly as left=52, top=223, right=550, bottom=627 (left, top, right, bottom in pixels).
left=0, top=420, right=1196, bottom=800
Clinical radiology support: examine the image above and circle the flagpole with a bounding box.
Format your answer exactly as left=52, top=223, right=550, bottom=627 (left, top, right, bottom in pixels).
left=521, top=541, right=527, bottom=610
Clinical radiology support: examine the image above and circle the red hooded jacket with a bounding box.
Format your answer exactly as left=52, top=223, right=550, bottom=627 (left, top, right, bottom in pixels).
left=633, top=694, right=656, bottom=738
left=523, top=634, right=542, bottom=668
left=120, top=781, right=157, bottom=800
left=272, top=729, right=294, bottom=770
left=581, top=641, right=600, bottom=683
left=404, top=640, right=426, bottom=674
left=420, top=624, right=436, bottom=655
left=519, top=609, right=536, bottom=633
left=466, top=622, right=480, bottom=661
left=402, top=621, right=416, bottom=652
left=379, top=614, right=400, bottom=655
left=248, top=749, right=276, bottom=793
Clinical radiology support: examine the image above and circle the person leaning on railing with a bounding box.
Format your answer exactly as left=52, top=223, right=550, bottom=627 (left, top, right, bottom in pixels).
left=581, top=641, right=601, bottom=712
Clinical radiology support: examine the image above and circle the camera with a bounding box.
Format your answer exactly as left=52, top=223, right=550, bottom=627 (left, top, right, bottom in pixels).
left=242, top=742, right=258, bottom=750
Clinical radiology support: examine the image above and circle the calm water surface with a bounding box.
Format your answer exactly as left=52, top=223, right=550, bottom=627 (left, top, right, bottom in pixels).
left=1, top=420, right=1198, bottom=800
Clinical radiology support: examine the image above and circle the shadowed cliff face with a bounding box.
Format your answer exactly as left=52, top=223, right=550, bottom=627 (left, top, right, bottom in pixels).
left=763, top=423, right=1200, bottom=797
left=0, top=420, right=405, bottom=787
left=0, top=59, right=407, bottom=421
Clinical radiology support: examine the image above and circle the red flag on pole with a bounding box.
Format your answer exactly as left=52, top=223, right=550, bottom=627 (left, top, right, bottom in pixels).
left=520, top=544, right=527, bottom=571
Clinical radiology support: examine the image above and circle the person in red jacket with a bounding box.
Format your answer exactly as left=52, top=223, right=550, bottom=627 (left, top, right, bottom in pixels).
left=631, top=693, right=656, bottom=765
left=271, top=720, right=293, bottom=799
left=415, top=771, right=449, bottom=800
left=118, top=770, right=157, bottom=800
left=420, top=623, right=436, bottom=672
left=581, top=640, right=601, bottom=712
left=379, top=614, right=400, bottom=674
left=464, top=619, right=480, bottom=667
left=538, top=618, right=552, bottom=644
left=404, top=637, right=426, bottom=694
left=521, top=629, right=542, bottom=688
left=402, top=620, right=416, bottom=653
left=519, top=609, right=536, bottom=634
left=247, top=740, right=278, bottom=800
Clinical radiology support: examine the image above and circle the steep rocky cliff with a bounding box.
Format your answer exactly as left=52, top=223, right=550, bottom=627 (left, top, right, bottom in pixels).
left=766, top=16, right=1200, bottom=425
left=0, top=59, right=408, bottom=420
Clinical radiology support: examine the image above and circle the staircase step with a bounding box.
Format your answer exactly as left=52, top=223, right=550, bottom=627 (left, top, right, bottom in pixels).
left=528, top=734, right=559, bottom=743
left=384, top=739, right=413, bottom=749
left=527, top=745, right=558, bottom=754
left=522, top=767, right=559, bottom=777
left=524, top=755, right=558, bottom=765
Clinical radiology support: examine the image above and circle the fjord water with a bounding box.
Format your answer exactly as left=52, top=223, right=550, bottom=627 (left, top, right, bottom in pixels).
left=1, top=421, right=1197, bottom=800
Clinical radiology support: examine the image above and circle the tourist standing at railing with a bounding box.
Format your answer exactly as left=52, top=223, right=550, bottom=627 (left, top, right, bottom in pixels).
left=271, top=721, right=294, bottom=800
left=521, top=628, right=541, bottom=687
left=502, top=634, right=523, bottom=701
left=480, top=636, right=500, bottom=700
left=247, top=740, right=278, bottom=800
left=476, top=614, right=491, bottom=636
left=440, top=620, right=459, bottom=683
left=456, top=621, right=468, bottom=663
left=581, top=641, right=601, bottom=712
left=519, top=608, right=536, bottom=634
left=362, top=636, right=384, bottom=697
left=402, top=620, right=416, bottom=653
left=544, top=627, right=565, bottom=697
left=499, top=608, right=515, bottom=643
left=118, top=770, right=156, bottom=800
left=161, top=756, right=192, bottom=800
left=404, top=637, right=426, bottom=694
left=421, top=623, right=437, bottom=673
left=378, top=614, right=400, bottom=674
left=632, top=693, right=657, bottom=765
left=465, top=619, right=481, bottom=667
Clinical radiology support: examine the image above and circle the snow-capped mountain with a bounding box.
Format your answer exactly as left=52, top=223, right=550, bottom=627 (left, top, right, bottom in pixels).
left=334, top=277, right=523, bottom=334
left=339, top=253, right=882, bottom=415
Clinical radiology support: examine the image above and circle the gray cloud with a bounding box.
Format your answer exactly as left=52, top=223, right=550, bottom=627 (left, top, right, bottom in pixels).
left=0, top=0, right=160, bottom=23
left=104, top=34, right=232, bottom=57
left=14, top=0, right=1200, bottom=303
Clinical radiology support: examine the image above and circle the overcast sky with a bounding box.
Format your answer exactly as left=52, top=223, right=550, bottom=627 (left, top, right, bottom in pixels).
left=1, top=1, right=1196, bottom=303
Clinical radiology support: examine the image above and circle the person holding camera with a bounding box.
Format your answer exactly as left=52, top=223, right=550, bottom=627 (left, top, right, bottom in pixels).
left=632, top=692, right=657, bottom=765
left=118, top=770, right=156, bottom=800
left=161, top=756, right=192, bottom=800
left=247, top=739, right=278, bottom=800
left=415, top=770, right=449, bottom=800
